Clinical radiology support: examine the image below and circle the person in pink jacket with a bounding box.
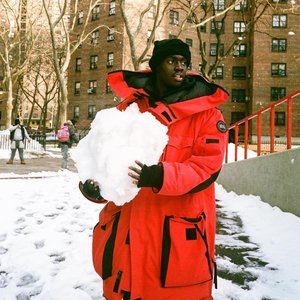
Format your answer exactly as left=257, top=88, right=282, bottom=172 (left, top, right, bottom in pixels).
left=80, top=38, right=229, bottom=300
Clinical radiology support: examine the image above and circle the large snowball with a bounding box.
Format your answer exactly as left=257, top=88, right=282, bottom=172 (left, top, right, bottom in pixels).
left=71, top=103, right=168, bottom=205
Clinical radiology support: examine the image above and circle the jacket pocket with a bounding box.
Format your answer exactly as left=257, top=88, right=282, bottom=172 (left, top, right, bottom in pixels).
left=161, top=212, right=212, bottom=287
left=93, top=210, right=121, bottom=280
left=163, top=136, right=194, bottom=162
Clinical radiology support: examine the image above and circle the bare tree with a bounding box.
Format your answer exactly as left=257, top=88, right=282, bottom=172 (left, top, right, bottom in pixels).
left=117, top=0, right=174, bottom=70
left=20, top=53, right=58, bottom=134
left=169, top=0, right=280, bottom=80
left=42, top=0, right=112, bottom=127
left=0, top=0, right=37, bottom=127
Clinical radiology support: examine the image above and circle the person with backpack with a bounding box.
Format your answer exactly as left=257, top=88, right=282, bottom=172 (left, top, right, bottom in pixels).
left=79, top=39, right=229, bottom=300
left=7, top=118, right=31, bottom=165
left=58, top=120, right=79, bottom=169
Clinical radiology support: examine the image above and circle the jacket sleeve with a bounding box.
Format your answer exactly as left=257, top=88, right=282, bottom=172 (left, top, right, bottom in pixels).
left=24, top=128, right=31, bottom=140
left=68, top=126, right=79, bottom=143
left=9, top=125, right=18, bottom=132
left=158, top=108, right=227, bottom=196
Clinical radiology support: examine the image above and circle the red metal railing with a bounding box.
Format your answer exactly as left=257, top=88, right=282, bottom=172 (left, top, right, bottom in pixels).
left=225, top=89, right=300, bottom=163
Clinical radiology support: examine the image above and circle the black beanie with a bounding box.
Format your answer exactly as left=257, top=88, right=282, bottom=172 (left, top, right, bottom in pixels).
left=149, top=39, right=191, bottom=71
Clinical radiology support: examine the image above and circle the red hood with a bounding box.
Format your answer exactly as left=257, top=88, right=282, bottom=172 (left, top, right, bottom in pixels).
left=107, top=70, right=229, bottom=125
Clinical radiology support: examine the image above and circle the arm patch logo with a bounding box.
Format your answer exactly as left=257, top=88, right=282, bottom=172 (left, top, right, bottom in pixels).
left=216, top=121, right=227, bottom=133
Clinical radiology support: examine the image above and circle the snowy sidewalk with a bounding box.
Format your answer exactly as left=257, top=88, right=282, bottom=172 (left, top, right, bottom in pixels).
left=0, top=154, right=77, bottom=177
left=0, top=171, right=300, bottom=299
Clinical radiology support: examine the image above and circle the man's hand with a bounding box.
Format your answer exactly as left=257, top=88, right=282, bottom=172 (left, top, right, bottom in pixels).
left=128, top=160, right=144, bottom=186
left=79, top=179, right=107, bottom=204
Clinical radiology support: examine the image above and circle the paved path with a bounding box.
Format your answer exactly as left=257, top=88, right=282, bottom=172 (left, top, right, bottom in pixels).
left=0, top=154, right=77, bottom=176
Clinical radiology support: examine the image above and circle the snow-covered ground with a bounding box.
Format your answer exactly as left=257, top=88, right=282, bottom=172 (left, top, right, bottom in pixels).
left=1, top=170, right=300, bottom=300
left=1, top=144, right=300, bottom=299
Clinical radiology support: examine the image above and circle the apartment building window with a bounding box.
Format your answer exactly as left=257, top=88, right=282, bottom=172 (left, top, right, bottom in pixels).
left=232, top=66, right=246, bottom=79
left=271, top=87, right=286, bottom=101
left=107, top=52, right=114, bottom=67
left=106, top=80, right=112, bottom=93
left=185, top=38, right=193, bottom=47
left=272, top=38, right=287, bottom=52
left=187, top=14, right=193, bottom=23
left=211, top=21, right=224, bottom=34
left=212, top=66, right=224, bottom=79
left=272, top=15, right=287, bottom=28
left=91, top=5, right=100, bottom=21
left=271, top=63, right=286, bottom=76
left=109, top=1, right=116, bottom=16
left=74, top=82, right=80, bottom=95
left=77, top=11, right=83, bottom=25
left=90, top=55, right=98, bottom=70
left=233, top=21, right=246, bottom=33
left=146, top=30, right=152, bottom=42
left=200, top=19, right=206, bottom=32
left=169, top=34, right=177, bottom=40
left=275, top=112, right=285, bottom=126
left=231, top=112, right=245, bottom=123
left=214, top=0, right=225, bottom=11
left=75, top=58, right=81, bottom=72
left=74, top=106, right=80, bottom=119
left=148, top=5, right=156, bottom=19
left=233, top=44, right=247, bottom=57
left=91, top=30, right=99, bottom=44
left=88, top=105, right=96, bottom=119
left=88, top=80, right=97, bottom=94
left=235, top=0, right=248, bottom=10
left=210, top=43, right=224, bottom=56
left=76, top=35, right=82, bottom=48
left=107, top=27, right=115, bottom=41
left=170, top=10, right=179, bottom=25
left=232, top=89, right=246, bottom=103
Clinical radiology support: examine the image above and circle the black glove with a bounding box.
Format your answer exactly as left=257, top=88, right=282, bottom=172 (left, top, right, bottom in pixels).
left=138, top=164, right=163, bottom=190
left=79, top=180, right=107, bottom=204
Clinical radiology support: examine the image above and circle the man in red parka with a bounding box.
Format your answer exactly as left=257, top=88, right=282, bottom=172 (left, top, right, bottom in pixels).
left=80, top=38, right=229, bottom=300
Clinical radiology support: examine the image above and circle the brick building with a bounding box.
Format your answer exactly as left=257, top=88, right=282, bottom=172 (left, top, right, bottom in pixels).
left=67, top=0, right=300, bottom=141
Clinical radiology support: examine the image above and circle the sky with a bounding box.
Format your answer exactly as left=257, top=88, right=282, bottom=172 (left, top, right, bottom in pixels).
left=0, top=107, right=300, bottom=300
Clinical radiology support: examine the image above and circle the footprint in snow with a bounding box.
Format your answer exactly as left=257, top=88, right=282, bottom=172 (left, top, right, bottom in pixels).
left=0, top=270, right=8, bottom=288
left=16, top=273, right=39, bottom=287
left=0, top=234, right=7, bottom=242
left=0, top=247, right=8, bottom=255
left=49, top=253, right=66, bottom=264
left=15, top=217, right=26, bottom=224
left=34, top=240, right=45, bottom=249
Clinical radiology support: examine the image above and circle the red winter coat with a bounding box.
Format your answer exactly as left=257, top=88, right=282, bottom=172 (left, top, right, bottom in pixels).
left=93, top=70, right=229, bottom=300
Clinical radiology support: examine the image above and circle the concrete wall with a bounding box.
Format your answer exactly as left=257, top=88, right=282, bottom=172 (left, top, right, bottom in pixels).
left=217, top=147, right=300, bottom=217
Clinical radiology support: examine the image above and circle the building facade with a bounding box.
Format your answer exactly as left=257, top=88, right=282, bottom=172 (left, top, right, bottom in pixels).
left=67, top=0, right=300, bottom=140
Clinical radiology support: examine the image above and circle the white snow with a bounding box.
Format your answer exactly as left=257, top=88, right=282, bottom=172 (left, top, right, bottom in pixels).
left=71, top=104, right=168, bottom=205
left=0, top=106, right=299, bottom=299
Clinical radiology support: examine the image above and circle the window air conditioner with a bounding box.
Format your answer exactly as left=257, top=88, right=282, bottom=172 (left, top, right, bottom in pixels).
left=107, top=61, right=113, bottom=67
left=109, top=8, right=115, bottom=15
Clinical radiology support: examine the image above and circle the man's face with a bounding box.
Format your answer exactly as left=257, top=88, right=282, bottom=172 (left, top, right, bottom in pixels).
left=155, top=55, right=188, bottom=94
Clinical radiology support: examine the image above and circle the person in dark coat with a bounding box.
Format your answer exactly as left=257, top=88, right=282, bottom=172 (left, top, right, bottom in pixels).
left=7, top=118, right=31, bottom=165
left=60, top=120, right=79, bottom=169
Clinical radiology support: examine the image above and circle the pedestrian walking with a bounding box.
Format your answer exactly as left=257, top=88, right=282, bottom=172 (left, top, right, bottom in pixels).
left=80, top=38, right=229, bottom=300
left=7, top=118, right=31, bottom=165
left=59, top=120, right=79, bottom=169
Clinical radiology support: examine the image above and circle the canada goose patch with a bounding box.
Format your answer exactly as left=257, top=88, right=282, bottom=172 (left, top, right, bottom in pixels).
left=216, top=121, right=227, bottom=133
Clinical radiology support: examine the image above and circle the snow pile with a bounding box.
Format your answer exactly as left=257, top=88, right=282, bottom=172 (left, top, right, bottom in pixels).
left=71, top=103, right=168, bottom=205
